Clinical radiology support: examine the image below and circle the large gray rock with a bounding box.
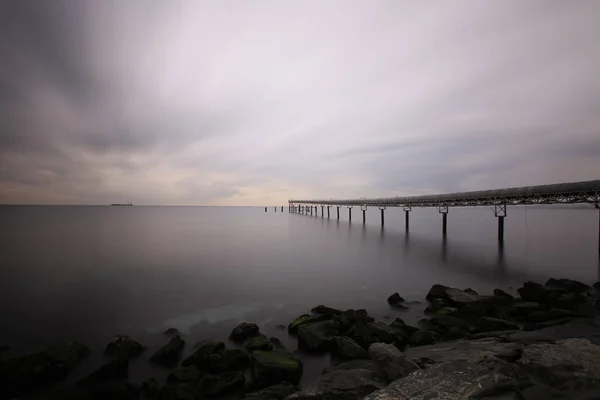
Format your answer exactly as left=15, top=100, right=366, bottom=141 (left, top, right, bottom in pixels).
left=364, top=360, right=521, bottom=400
left=518, top=281, right=548, bottom=302
left=507, top=319, right=600, bottom=344
left=230, top=322, right=260, bottom=342
left=181, top=340, right=225, bottom=368
left=368, top=343, right=419, bottom=381
left=545, top=278, right=592, bottom=293
left=367, top=322, right=400, bottom=343
left=288, top=369, right=386, bottom=400
left=150, top=335, right=184, bottom=366
left=244, top=382, right=299, bottom=400
left=288, top=314, right=331, bottom=334
left=476, top=317, right=520, bottom=332
left=332, top=336, right=368, bottom=360
left=298, top=320, right=341, bottom=352
left=199, top=371, right=246, bottom=397
left=405, top=338, right=523, bottom=364
left=322, top=359, right=385, bottom=380
left=251, top=351, right=303, bottom=389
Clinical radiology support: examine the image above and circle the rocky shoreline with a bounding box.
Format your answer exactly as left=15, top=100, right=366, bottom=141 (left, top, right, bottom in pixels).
left=3, top=278, right=600, bottom=399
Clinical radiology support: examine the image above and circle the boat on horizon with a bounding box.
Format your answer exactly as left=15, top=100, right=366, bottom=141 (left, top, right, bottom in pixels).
left=111, top=202, right=133, bottom=206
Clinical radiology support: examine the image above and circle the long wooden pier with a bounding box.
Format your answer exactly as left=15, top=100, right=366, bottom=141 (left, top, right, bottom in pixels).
left=285, top=180, right=600, bottom=251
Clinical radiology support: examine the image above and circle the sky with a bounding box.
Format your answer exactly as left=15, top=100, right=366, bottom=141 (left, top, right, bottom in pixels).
left=1, top=1, right=599, bottom=206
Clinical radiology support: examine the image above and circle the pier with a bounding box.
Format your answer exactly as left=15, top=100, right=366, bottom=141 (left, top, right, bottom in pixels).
left=286, top=180, right=600, bottom=252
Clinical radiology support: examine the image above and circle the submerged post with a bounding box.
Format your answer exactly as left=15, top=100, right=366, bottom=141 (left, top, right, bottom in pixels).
left=327, top=206, right=330, bottom=219
left=379, top=206, right=386, bottom=226
left=281, top=206, right=283, bottom=212
left=494, top=204, right=507, bottom=243
left=321, top=206, right=324, bottom=217
left=274, top=207, right=276, bottom=212
left=361, top=205, right=367, bottom=224
left=404, top=206, right=411, bottom=231
left=310, top=205, right=313, bottom=215
left=439, top=205, right=448, bottom=237
left=348, top=206, right=352, bottom=221
left=337, top=206, right=340, bottom=219
left=265, top=207, right=267, bottom=212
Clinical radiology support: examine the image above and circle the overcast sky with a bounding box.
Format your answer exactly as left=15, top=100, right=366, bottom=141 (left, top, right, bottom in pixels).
left=1, top=1, right=599, bottom=205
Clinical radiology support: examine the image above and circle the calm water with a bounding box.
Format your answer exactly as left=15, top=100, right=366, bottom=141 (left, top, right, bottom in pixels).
left=0, top=205, right=598, bottom=385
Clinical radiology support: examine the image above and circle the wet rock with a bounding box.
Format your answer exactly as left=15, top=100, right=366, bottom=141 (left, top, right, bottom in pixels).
left=338, top=309, right=374, bottom=328
left=367, top=321, right=400, bottom=343
left=424, top=298, right=449, bottom=313
left=426, top=284, right=482, bottom=306
left=251, top=350, right=303, bottom=389
left=364, top=360, right=521, bottom=400
left=368, top=342, right=419, bottom=381
left=523, top=317, right=577, bottom=331
left=343, top=321, right=377, bottom=349
left=517, top=338, right=600, bottom=386
left=244, top=382, right=298, bottom=400
left=142, top=378, right=160, bottom=399
left=518, top=281, right=548, bottom=302
left=166, top=365, right=201, bottom=385
left=494, top=289, right=514, bottom=299
left=269, top=337, right=286, bottom=351
left=389, top=318, right=418, bottom=341
left=0, top=341, right=89, bottom=397
left=408, top=330, right=436, bottom=346
left=150, top=335, right=184, bottom=366
left=104, top=335, right=145, bottom=359
left=78, top=358, right=129, bottom=388
left=477, top=317, right=520, bottom=332
left=209, top=349, right=249, bottom=373
left=164, top=328, right=179, bottom=337
left=311, top=305, right=342, bottom=316
left=322, top=359, right=384, bottom=379
left=527, top=308, right=577, bottom=322
left=545, top=278, right=592, bottom=293
left=230, top=322, right=260, bottom=342
left=199, top=371, right=246, bottom=397
left=426, top=284, right=450, bottom=301
left=246, top=334, right=274, bottom=351
left=181, top=340, right=224, bottom=368
left=387, top=293, right=405, bottom=306
left=508, top=319, right=600, bottom=344
left=293, top=369, right=386, bottom=400
left=473, top=330, right=520, bottom=340
left=298, top=319, right=341, bottom=352
left=160, top=382, right=197, bottom=400
left=420, top=314, right=471, bottom=339
left=405, top=338, right=523, bottom=364
left=464, top=288, right=479, bottom=295
left=331, top=336, right=368, bottom=360
left=288, top=314, right=330, bottom=334
left=508, top=301, right=544, bottom=319
left=435, top=306, right=459, bottom=316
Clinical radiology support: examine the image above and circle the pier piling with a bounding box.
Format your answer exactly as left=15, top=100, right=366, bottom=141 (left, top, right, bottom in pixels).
left=337, top=206, right=340, bottom=219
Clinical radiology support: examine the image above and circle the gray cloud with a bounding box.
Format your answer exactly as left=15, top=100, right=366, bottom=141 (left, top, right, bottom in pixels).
left=1, top=0, right=599, bottom=205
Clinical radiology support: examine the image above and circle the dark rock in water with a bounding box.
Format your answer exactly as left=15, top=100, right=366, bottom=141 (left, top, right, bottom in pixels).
left=208, top=349, right=249, bottom=373
left=476, top=317, right=520, bottom=332
left=160, top=382, right=197, bottom=400
left=104, top=335, right=145, bottom=359
left=181, top=340, right=225, bottom=368
left=545, top=278, right=592, bottom=293
left=298, top=320, right=341, bottom=352
left=389, top=318, right=418, bottom=341
left=367, top=321, right=400, bottom=343
left=166, top=365, right=201, bottom=385
left=269, top=337, right=286, bottom=351
left=142, top=377, right=160, bottom=399
left=230, top=322, right=260, bottom=342
left=405, top=338, right=523, bottom=364
left=408, top=330, right=436, bottom=346
left=494, top=288, right=514, bottom=299
left=426, top=284, right=450, bottom=302
left=594, top=282, right=600, bottom=290
left=387, top=292, right=405, bottom=305
left=199, top=371, right=246, bottom=397
left=426, top=284, right=485, bottom=308
left=275, top=324, right=286, bottom=330
left=331, top=336, right=368, bottom=360
left=343, top=321, right=377, bottom=349
left=164, top=328, right=179, bottom=337
left=292, top=369, right=386, bottom=400
left=523, top=317, right=577, bottom=331
left=150, top=335, right=184, bottom=366
left=322, top=359, right=384, bottom=380
left=422, top=314, right=471, bottom=338
left=364, top=359, right=521, bottom=400
left=338, top=309, right=374, bottom=328
left=246, top=334, right=274, bottom=351
left=0, top=341, right=89, bottom=397
left=527, top=308, right=577, bottom=322
left=78, top=358, right=129, bottom=388
left=518, top=281, right=548, bottom=302
left=464, top=288, right=479, bottom=295
left=312, top=305, right=342, bottom=316
left=508, top=319, right=600, bottom=344
left=424, top=298, right=449, bottom=313
left=435, top=306, right=459, bottom=317
left=368, top=342, right=419, bottom=381
left=288, top=314, right=330, bottom=334
left=473, top=330, right=520, bottom=340
left=243, top=382, right=298, bottom=400
left=251, top=351, right=303, bottom=389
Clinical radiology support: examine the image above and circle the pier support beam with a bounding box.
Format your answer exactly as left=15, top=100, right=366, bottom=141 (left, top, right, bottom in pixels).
left=274, top=207, right=276, bottom=212
left=403, top=206, right=411, bottom=231
left=321, top=206, right=324, bottom=217
left=361, top=205, right=367, bottom=224
left=379, top=206, right=386, bottom=226
left=327, top=206, right=330, bottom=219
left=337, top=206, right=340, bottom=219
left=310, top=206, right=313, bottom=215
left=265, top=207, right=267, bottom=212
left=493, top=205, right=507, bottom=243
left=281, top=206, right=283, bottom=212
left=348, top=206, right=353, bottom=221
left=438, top=205, right=448, bottom=237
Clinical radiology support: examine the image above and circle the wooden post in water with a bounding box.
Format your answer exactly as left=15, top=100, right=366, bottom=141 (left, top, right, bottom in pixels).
left=321, top=206, right=324, bottom=218
left=337, top=206, right=340, bottom=219
left=405, top=210, right=409, bottom=231
left=498, top=216, right=504, bottom=242
left=381, top=208, right=385, bottom=226
left=349, top=207, right=352, bottom=221
left=442, top=213, right=447, bottom=236
left=327, top=206, right=330, bottom=219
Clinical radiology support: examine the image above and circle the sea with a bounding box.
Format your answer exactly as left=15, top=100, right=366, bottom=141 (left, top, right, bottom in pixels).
left=0, top=205, right=598, bottom=386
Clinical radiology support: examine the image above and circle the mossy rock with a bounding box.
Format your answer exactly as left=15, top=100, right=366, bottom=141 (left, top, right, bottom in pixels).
left=288, top=314, right=330, bottom=333
left=436, top=307, right=459, bottom=317
left=209, top=349, right=249, bottom=373
left=104, top=335, right=145, bottom=359
left=199, top=371, right=245, bottom=397
left=246, top=335, right=273, bottom=351
left=166, top=365, right=201, bottom=385
left=251, top=351, right=303, bottom=389
left=181, top=340, right=224, bottom=368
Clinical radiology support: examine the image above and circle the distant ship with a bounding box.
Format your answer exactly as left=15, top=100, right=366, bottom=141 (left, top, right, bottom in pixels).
left=111, top=202, right=133, bottom=206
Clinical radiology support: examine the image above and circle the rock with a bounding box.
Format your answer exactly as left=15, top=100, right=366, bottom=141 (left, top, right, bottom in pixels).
left=368, top=343, right=419, bottom=381
left=230, top=322, right=260, bottom=342
left=276, top=324, right=286, bottom=330
left=508, top=319, right=600, bottom=344
left=343, top=321, right=377, bottom=349
left=425, top=298, right=449, bottom=313
left=200, top=371, right=246, bottom=397
left=545, top=278, right=592, bottom=293
left=142, top=378, right=160, bottom=399
left=246, top=334, right=274, bottom=351
left=166, top=365, right=201, bottom=385
left=435, top=306, right=459, bottom=316
left=389, top=318, right=418, bottom=341
left=408, top=330, right=436, bottom=346
left=464, top=288, right=479, bottom=295
left=288, top=314, right=330, bottom=334
left=367, top=321, right=400, bottom=343
left=104, top=335, right=145, bottom=359
left=594, top=282, right=600, bottom=290
left=518, top=281, right=548, bottom=302
left=269, top=337, right=286, bottom=351
left=160, top=382, right=197, bottom=400
left=181, top=340, right=225, bottom=368
left=164, top=328, right=179, bottom=337
left=421, top=314, right=471, bottom=339
left=338, top=309, right=375, bottom=328
left=0, top=341, right=89, bottom=397
left=426, top=284, right=483, bottom=306
left=405, top=338, right=523, bottom=364
left=150, top=335, right=184, bottom=366
left=494, top=289, right=514, bottom=299
left=75, top=381, right=140, bottom=400
left=523, top=317, right=577, bottom=331
left=311, top=305, right=342, bottom=316
left=527, top=308, right=577, bottom=322
left=208, top=349, right=249, bottom=373
left=298, top=320, right=341, bottom=352
left=78, top=358, right=129, bottom=388
left=311, top=368, right=386, bottom=400
left=387, top=293, right=405, bottom=305
left=426, top=284, right=450, bottom=301
left=364, top=360, right=521, bottom=400
left=322, top=359, right=385, bottom=379
left=331, top=336, right=368, bottom=360
left=244, top=382, right=298, bottom=400
left=251, top=351, right=303, bottom=389
left=477, top=317, right=520, bottom=332
left=508, top=301, right=544, bottom=319
left=517, top=338, right=600, bottom=386
left=473, top=330, right=520, bottom=340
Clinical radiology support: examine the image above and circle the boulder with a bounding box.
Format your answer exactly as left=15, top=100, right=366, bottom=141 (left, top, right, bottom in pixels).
left=338, top=309, right=374, bottom=329
left=545, top=278, right=592, bottom=293
left=0, top=341, right=89, bottom=397
left=420, top=314, right=471, bottom=339
left=269, top=337, right=286, bottom=351
left=476, top=317, right=520, bottom=332
left=508, top=319, right=600, bottom=344
left=518, top=281, right=548, bottom=302
left=331, top=336, right=368, bottom=360
left=367, top=321, right=400, bottom=343
left=408, top=330, right=436, bottom=346
left=426, top=284, right=482, bottom=307
left=494, top=288, right=514, bottom=299
left=364, top=360, right=522, bottom=400
left=160, top=382, right=197, bottom=400
left=527, top=308, right=577, bottom=322
left=288, top=314, right=330, bottom=334
left=181, top=340, right=225, bottom=368
left=166, top=365, right=201, bottom=385
left=292, top=369, right=386, bottom=400
left=472, top=330, right=520, bottom=340
left=246, top=335, right=274, bottom=351
left=426, top=284, right=450, bottom=302
left=164, top=327, right=179, bottom=337
left=508, top=301, right=544, bottom=319
left=104, top=335, right=145, bottom=359
left=343, top=321, right=377, bottom=349
left=298, top=320, right=341, bottom=352
left=199, top=371, right=246, bottom=397
left=435, top=306, right=459, bottom=316
left=386, top=293, right=405, bottom=308
left=208, top=349, right=249, bottom=373
left=464, top=288, right=479, bottom=295
left=244, top=382, right=298, bottom=400
left=424, top=298, right=449, bottom=313
left=142, top=378, right=160, bottom=400
left=368, top=343, right=419, bottom=381
left=311, top=305, right=342, bottom=316
left=322, top=359, right=385, bottom=379
left=230, top=322, right=260, bottom=342
left=523, top=317, right=577, bottom=331
left=405, top=338, right=523, bottom=364
left=251, top=351, right=302, bottom=389
left=150, top=335, right=184, bottom=366
left=78, top=358, right=129, bottom=388
left=389, top=319, right=418, bottom=341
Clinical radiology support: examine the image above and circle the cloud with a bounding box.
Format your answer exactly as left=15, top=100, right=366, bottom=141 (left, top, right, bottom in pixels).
left=1, top=0, right=599, bottom=205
